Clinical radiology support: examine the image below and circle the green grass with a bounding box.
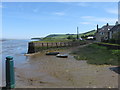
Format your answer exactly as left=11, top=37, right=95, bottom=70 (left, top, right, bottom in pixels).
left=42, top=30, right=96, bottom=40
left=83, top=30, right=96, bottom=36
left=72, top=44, right=120, bottom=65
left=32, top=39, right=72, bottom=43
left=96, top=42, right=120, bottom=46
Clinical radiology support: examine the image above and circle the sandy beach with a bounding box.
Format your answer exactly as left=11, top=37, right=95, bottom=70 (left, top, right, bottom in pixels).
left=15, top=46, right=118, bottom=88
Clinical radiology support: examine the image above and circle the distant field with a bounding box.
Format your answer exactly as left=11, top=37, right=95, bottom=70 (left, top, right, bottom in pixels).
left=32, top=30, right=96, bottom=40
left=45, top=30, right=96, bottom=39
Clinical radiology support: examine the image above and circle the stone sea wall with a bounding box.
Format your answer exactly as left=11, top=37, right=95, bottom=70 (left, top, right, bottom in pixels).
left=28, top=41, right=87, bottom=54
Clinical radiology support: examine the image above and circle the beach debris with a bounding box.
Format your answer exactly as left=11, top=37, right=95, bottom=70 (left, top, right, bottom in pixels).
left=89, top=82, right=92, bottom=84
left=56, top=54, right=68, bottom=58
left=96, top=70, right=99, bottom=72
left=46, top=52, right=59, bottom=55
left=39, top=81, right=45, bottom=84
left=93, top=86, right=96, bottom=88
left=66, top=70, right=69, bottom=72
left=108, top=86, right=111, bottom=88
left=112, top=75, right=115, bottom=77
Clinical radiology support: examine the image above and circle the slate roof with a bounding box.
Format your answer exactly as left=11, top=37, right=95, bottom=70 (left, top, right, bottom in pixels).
left=98, top=25, right=114, bottom=32
left=109, top=24, right=120, bottom=32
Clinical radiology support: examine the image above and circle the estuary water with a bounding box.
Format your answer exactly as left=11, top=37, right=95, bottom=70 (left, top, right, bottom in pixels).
left=2, top=39, right=30, bottom=65
left=1, top=39, right=31, bottom=86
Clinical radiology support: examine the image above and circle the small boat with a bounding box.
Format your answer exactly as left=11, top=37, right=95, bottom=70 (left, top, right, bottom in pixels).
left=56, top=54, right=68, bottom=58
left=46, top=52, right=59, bottom=55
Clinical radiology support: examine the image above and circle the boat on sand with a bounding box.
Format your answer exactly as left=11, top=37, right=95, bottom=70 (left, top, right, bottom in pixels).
left=56, top=54, right=68, bottom=58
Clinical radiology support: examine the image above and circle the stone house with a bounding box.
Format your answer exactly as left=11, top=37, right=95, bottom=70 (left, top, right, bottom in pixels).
left=95, top=21, right=120, bottom=42
left=95, top=23, right=114, bottom=42
left=108, top=23, right=120, bottom=39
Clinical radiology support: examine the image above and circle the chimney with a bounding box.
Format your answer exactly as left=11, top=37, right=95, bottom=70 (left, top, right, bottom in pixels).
left=115, top=21, right=118, bottom=25
left=97, top=24, right=99, bottom=33
left=106, top=23, right=109, bottom=26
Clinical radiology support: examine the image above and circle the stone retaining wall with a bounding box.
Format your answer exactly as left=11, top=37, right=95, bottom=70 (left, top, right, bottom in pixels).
left=28, top=41, right=86, bottom=53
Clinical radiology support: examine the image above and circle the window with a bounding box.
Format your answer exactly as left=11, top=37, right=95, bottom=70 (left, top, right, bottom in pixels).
left=100, top=32, right=104, bottom=35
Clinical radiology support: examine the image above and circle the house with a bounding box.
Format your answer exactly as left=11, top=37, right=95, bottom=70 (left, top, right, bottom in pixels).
left=108, top=23, right=120, bottom=39
left=95, top=21, right=120, bottom=42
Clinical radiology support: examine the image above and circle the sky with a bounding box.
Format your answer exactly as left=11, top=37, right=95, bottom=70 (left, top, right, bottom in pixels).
left=1, top=2, right=118, bottom=39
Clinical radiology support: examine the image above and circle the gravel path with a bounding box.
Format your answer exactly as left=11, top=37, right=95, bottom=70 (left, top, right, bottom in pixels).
left=15, top=46, right=118, bottom=88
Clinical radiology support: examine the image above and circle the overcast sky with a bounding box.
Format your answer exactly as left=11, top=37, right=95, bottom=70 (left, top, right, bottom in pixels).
left=2, top=2, right=118, bottom=39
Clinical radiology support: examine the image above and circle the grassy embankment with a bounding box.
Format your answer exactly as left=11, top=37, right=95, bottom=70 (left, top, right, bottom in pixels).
left=72, top=43, right=120, bottom=65
left=31, top=30, right=96, bottom=41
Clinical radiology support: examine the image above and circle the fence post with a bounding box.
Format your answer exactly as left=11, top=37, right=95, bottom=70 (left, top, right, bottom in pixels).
left=28, top=42, right=35, bottom=53
left=56, top=43, right=58, bottom=48
left=47, top=43, right=48, bottom=49
left=64, top=42, right=66, bottom=47
left=6, top=56, right=15, bottom=89
left=42, top=43, right=44, bottom=47
left=60, top=42, right=62, bottom=47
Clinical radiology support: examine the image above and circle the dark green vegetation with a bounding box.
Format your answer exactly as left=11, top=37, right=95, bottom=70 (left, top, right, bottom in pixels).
left=103, top=32, right=120, bottom=45
left=96, top=42, right=120, bottom=46
left=109, top=32, right=120, bottom=44
left=72, top=43, right=120, bottom=65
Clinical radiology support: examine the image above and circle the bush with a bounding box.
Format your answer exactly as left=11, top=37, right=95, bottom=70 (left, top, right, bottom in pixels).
left=109, top=32, right=120, bottom=44
left=112, top=50, right=120, bottom=56
left=67, top=35, right=75, bottom=40
left=109, top=39, right=116, bottom=44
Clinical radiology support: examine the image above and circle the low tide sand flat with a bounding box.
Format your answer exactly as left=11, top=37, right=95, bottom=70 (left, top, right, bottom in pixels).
left=46, top=52, right=60, bottom=55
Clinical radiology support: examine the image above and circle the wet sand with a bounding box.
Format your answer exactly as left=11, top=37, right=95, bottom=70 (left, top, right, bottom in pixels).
left=15, top=46, right=118, bottom=88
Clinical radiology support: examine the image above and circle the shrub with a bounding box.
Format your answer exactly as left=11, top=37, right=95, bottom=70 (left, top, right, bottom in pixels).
left=112, top=50, right=120, bottom=56
left=109, top=39, right=116, bottom=44
left=67, top=35, right=76, bottom=40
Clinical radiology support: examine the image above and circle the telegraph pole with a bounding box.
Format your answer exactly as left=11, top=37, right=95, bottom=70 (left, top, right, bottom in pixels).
left=77, top=26, right=79, bottom=40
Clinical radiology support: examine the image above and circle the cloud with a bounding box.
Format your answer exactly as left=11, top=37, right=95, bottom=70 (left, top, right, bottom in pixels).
left=79, top=22, right=91, bottom=25
left=106, top=9, right=118, bottom=15
left=81, top=16, right=117, bottom=24
left=53, top=12, right=65, bottom=16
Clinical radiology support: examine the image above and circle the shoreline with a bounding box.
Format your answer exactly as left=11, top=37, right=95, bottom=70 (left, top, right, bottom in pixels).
left=15, top=45, right=118, bottom=88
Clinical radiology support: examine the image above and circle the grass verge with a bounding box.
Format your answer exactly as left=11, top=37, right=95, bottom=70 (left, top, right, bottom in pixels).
left=72, top=43, right=120, bottom=65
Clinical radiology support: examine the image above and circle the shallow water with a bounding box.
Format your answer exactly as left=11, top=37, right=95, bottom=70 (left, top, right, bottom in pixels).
left=1, top=39, right=31, bottom=85
left=2, top=40, right=30, bottom=65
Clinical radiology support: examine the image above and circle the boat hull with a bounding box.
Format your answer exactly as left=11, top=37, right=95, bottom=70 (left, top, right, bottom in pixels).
left=56, top=54, right=68, bottom=58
